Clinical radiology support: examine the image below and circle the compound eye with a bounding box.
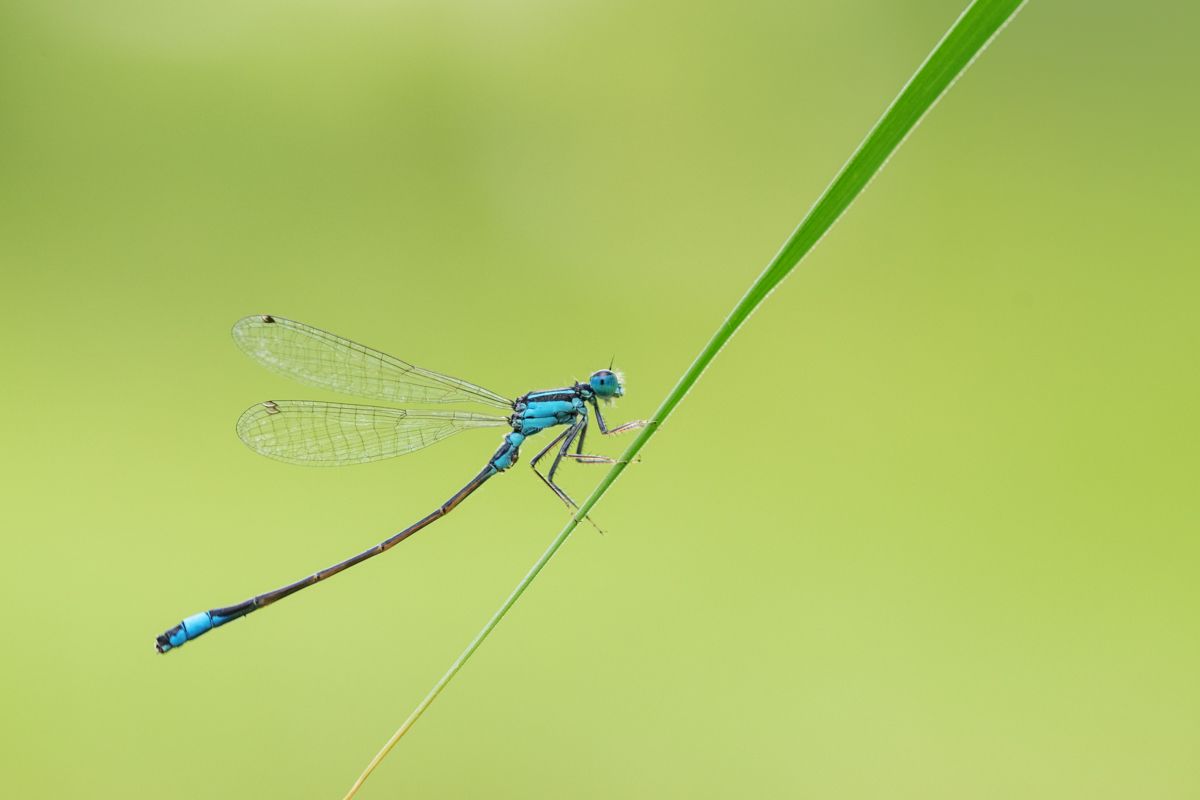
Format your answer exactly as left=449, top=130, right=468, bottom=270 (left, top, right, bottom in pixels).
left=593, top=369, right=626, bottom=398
left=589, top=369, right=618, bottom=396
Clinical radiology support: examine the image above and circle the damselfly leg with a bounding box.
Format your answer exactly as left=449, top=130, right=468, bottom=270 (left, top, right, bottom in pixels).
left=529, top=420, right=605, bottom=531
left=527, top=410, right=647, bottom=533
left=592, top=401, right=649, bottom=436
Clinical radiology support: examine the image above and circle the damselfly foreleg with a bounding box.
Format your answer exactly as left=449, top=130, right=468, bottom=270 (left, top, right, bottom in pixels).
left=565, top=408, right=639, bottom=465
left=591, top=400, right=649, bottom=436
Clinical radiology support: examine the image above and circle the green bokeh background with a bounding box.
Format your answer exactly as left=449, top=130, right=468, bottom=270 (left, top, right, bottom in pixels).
left=2, top=1, right=1196, bottom=797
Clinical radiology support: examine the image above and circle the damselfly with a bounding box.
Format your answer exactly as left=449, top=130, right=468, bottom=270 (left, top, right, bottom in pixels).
left=155, top=314, right=646, bottom=653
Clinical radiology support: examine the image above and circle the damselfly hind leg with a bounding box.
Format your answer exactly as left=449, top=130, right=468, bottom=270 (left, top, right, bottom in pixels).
left=529, top=425, right=573, bottom=504
left=529, top=420, right=606, bottom=533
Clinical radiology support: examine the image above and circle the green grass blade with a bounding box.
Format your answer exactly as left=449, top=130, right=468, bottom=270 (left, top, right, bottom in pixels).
left=344, top=0, right=1026, bottom=795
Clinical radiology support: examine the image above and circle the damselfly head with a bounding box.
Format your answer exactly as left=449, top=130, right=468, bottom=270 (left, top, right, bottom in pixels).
left=588, top=369, right=624, bottom=400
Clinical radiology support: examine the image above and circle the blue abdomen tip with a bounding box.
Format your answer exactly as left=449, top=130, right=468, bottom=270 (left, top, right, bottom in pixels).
left=155, top=611, right=214, bottom=653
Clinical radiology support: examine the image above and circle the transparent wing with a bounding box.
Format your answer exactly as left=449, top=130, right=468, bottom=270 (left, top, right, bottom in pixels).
left=232, top=315, right=512, bottom=409
left=237, top=400, right=510, bottom=466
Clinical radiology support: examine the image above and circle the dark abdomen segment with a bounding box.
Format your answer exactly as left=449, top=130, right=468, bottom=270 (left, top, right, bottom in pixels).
left=155, top=458, right=503, bottom=653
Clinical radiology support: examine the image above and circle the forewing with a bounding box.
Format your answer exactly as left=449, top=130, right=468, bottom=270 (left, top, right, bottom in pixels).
left=237, top=401, right=509, bottom=466
left=232, top=315, right=512, bottom=409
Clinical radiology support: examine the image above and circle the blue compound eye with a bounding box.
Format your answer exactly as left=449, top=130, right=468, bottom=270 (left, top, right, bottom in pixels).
left=588, top=369, right=622, bottom=398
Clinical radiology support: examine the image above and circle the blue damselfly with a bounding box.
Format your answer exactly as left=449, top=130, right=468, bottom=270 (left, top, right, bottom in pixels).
left=155, top=315, right=645, bottom=653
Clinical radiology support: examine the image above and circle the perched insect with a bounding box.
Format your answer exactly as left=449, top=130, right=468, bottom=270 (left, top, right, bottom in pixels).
left=155, top=315, right=646, bottom=653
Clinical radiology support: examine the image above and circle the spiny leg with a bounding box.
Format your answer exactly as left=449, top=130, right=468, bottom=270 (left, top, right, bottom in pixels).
left=528, top=425, right=573, bottom=472
left=531, top=420, right=605, bottom=533
left=566, top=421, right=638, bottom=464
left=528, top=424, right=589, bottom=510
left=575, top=415, right=587, bottom=454
left=565, top=452, right=622, bottom=465
left=601, top=419, right=649, bottom=435
left=565, top=412, right=640, bottom=466
left=532, top=420, right=585, bottom=509
left=544, top=420, right=581, bottom=486
left=592, top=400, right=650, bottom=436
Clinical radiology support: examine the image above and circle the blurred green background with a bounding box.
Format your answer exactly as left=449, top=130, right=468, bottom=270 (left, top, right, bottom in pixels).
left=2, top=1, right=1197, bottom=797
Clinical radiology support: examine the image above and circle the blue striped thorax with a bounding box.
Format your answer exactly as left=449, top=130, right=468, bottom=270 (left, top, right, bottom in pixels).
left=511, top=389, right=586, bottom=437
